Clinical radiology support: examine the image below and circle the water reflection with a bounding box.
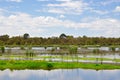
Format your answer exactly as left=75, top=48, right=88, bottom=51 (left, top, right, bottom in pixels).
left=0, top=69, right=120, bottom=80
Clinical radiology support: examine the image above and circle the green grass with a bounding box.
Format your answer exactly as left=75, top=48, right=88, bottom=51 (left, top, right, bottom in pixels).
left=0, top=60, right=120, bottom=70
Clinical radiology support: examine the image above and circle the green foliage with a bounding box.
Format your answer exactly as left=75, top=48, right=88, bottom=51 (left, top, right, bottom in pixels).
left=109, top=46, right=116, bottom=52
left=25, top=50, right=34, bottom=57
left=81, top=45, right=88, bottom=49
left=28, top=45, right=32, bottom=50
left=0, top=40, right=4, bottom=45
left=51, top=48, right=55, bottom=52
left=44, top=46, right=47, bottom=50
left=25, top=45, right=34, bottom=57
left=81, top=45, right=100, bottom=49
left=1, top=46, right=5, bottom=53
left=0, top=33, right=120, bottom=46
left=27, top=62, right=41, bottom=69
left=0, top=60, right=120, bottom=70
left=23, top=33, right=29, bottom=39
left=0, top=35, right=9, bottom=41
left=59, top=33, right=67, bottom=39
left=7, top=48, right=11, bottom=53
left=69, top=46, right=78, bottom=54
left=46, top=63, right=53, bottom=70
left=93, top=49, right=100, bottom=54
left=20, top=46, right=25, bottom=50
left=60, top=46, right=68, bottom=50
left=51, top=47, right=56, bottom=52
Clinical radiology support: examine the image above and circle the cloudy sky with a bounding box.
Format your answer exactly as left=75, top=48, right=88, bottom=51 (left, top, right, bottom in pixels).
left=0, top=0, right=120, bottom=37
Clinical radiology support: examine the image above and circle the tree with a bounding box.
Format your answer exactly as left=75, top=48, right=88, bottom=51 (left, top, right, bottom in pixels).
left=59, top=33, right=67, bottom=39
left=23, top=33, right=30, bottom=39
left=0, top=34, right=9, bottom=42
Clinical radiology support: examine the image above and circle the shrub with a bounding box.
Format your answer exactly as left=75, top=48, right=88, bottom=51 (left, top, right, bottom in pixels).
left=69, top=46, right=78, bottom=54
left=25, top=50, right=34, bottom=57
left=20, top=46, right=25, bottom=50
left=109, top=46, right=116, bottom=52
left=1, top=46, right=5, bottom=53
left=7, top=47, right=11, bottom=53
left=93, top=49, right=100, bottom=54
left=46, top=63, right=53, bottom=70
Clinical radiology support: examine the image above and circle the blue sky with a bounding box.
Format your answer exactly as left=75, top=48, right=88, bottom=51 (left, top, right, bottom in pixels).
left=0, top=0, right=120, bottom=37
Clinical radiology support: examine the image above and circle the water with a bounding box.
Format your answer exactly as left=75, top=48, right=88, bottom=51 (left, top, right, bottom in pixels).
left=0, top=69, right=120, bottom=80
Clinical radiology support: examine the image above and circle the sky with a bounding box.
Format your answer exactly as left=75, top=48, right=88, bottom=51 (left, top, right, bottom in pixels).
left=0, top=0, right=120, bottom=37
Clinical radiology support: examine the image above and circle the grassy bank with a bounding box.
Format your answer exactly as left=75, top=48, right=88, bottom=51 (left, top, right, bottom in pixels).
left=0, top=60, right=120, bottom=70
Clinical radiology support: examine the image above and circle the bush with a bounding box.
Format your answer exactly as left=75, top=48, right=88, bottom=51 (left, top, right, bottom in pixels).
left=69, top=46, right=78, bottom=54
left=109, top=46, right=116, bottom=52
left=25, top=50, right=34, bottom=57
left=28, top=45, right=32, bottom=50
left=46, top=63, right=53, bottom=70
left=93, top=49, right=100, bottom=54
left=7, top=48, right=11, bottom=53
left=20, top=46, right=25, bottom=50
left=1, top=46, right=5, bottom=53
left=51, top=47, right=56, bottom=52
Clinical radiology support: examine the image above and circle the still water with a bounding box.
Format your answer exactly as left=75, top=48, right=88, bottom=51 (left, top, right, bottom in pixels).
left=0, top=69, right=120, bottom=80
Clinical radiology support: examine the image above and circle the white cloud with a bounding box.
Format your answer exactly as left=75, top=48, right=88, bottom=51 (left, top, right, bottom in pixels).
left=59, top=14, right=65, bottom=18
left=80, top=18, right=120, bottom=37
left=6, top=0, right=22, bottom=2
left=0, top=8, right=5, bottom=15
left=0, top=10, right=120, bottom=37
left=100, top=0, right=120, bottom=5
left=90, top=9, right=108, bottom=15
left=115, top=6, right=120, bottom=12
left=45, top=0, right=88, bottom=15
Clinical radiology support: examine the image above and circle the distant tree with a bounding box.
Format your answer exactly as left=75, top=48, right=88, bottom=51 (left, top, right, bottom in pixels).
left=0, top=33, right=120, bottom=46
left=0, top=40, right=4, bottom=45
left=0, top=34, right=9, bottom=41
left=23, top=33, right=30, bottom=39
left=83, top=35, right=87, bottom=38
left=59, top=33, right=67, bottom=39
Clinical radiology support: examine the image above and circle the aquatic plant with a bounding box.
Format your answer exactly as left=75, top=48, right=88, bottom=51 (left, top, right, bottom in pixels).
left=93, top=49, right=100, bottom=65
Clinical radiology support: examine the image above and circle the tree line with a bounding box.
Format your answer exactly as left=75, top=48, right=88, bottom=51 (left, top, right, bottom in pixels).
left=0, top=33, right=120, bottom=46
